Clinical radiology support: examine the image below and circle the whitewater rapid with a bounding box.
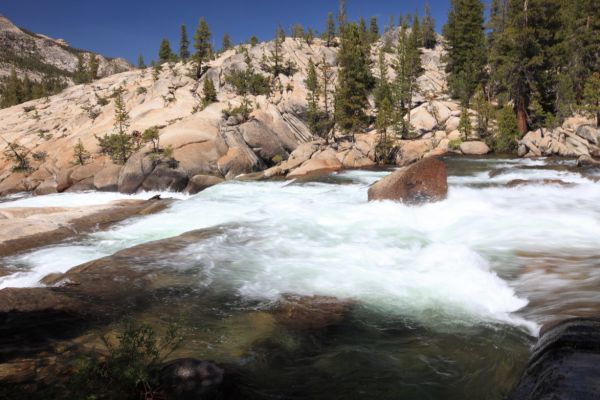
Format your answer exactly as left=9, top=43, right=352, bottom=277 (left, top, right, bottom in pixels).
left=2, top=157, right=599, bottom=335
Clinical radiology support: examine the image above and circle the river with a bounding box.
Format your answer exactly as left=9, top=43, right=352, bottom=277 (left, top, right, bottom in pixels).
left=1, top=156, right=600, bottom=399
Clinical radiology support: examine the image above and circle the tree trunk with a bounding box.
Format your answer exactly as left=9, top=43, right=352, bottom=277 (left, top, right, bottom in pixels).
left=596, top=111, right=599, bottom=129
left=516, top=96, right=528, bottom=134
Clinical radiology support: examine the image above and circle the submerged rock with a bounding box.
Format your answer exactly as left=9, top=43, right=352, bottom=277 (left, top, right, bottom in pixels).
left=160, top=358, right=224, bottom=399
left=273, top=294, right=354, bottom=330
left=368, top=157, right=448, bottom=204
left=506, top=179, right=574, bottom=188
left=511, top=318, right=600, bottom=400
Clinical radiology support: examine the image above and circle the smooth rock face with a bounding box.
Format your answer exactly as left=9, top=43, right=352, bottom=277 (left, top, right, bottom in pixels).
left=368, top=158, right=448, bottom=204
left=511, top=318, right=600, bottom=400
left=460, top=141, right=490, bottom=155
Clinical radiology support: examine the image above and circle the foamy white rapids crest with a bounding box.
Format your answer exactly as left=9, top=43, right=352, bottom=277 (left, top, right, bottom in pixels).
left=2, top=158, right=600, bottom=336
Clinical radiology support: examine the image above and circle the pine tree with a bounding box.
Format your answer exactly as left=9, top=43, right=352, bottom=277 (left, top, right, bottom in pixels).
left=74, top=54, right=89, bottom=84
left=305, top=58, right=323, bottom=135
left=337, top=0, right=347, bottom=34
left=72, top=139, right=91, bottom=165
left=1, top=68, right=21, bottom=107
left=412, top=13, right=422, bottom=46
left=276, top=24, right=286, bottom=41
left=137, top=54, right=146, bottom=69
left=221, top=33, right=232, bottom=51
left=113, top=88, right=129, bottom=136
left=249, top=36, right=259, bottom=46
left=374, top=49, right=392, bottom=109
left=305, top=28, right=315, bottom=45
left=180, top=24, right=190, bottom=60
left=393, top=25, right=422, bottom=135
left=369, top=17, right=380, bottom=43
left=375, top=96, right=395, bottom=164
left=88, top=54, right=99, bottom=80
left=559, top=0, right=600, bottom=102
left=202, top=77, right=218, bottom=107
left=21, top=74, right=32, bottom=101
left=334, top=23, right=373, bottom=136
left=158, top=39, right=173, bottom=64
left=422, top=2, right=437, bottom=49
left=443, top=0, right=487, bottom=106
left=319, top=55, right=334, bottom=117
left=493, top=0, right=564, bottom=133
left=292, top=24, right=305, bottom=39
left=325, top=12, right=336, bottom=47
left=193, top=18, right=212, bottom=78
left=458, top=107, right=472, bottom=140
left=582, top=72, right=600, bottom=127
left=95, top=88, right=135, bottom=165
left=494, top=104, right=521, bottom=153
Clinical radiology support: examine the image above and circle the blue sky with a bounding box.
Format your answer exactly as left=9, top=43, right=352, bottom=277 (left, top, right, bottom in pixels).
left=2, top=0, right=452, bottom=64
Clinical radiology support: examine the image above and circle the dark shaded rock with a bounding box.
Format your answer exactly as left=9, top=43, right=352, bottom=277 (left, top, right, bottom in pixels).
left=576, top=125, right=600, bottom=145
left=273, top=294, right=354, bottom=330
left=368, top=157, right=448, bottom=204
left=64, top=177, right=95, bottom=192
left=185, top=174, right=224, bottom=195
left=118, top=152, right=155, bottom=194
left=142, top=164, right=189, bottom=192
left=160, top=358, right=224, bottom=399
left=577, top=155, right=600, bottom=168
left=511, top=318, right=600, bottom=400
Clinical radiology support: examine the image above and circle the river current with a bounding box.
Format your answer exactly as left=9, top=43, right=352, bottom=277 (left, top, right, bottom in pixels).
left=1, top=156, right=600, bottom=399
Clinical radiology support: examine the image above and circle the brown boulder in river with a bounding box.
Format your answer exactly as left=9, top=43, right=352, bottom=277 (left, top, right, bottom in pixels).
left=368, top=158, right=448, bottom=204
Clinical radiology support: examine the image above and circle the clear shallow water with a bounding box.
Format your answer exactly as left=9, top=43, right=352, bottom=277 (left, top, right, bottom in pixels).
left=1, top=156, right=600, bottom=399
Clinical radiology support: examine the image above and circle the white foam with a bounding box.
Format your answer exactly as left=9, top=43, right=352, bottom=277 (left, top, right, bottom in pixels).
left=3, top=160, right=599, bottom=335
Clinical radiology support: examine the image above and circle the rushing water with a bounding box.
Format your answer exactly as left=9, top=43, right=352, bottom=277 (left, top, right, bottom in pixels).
left=1, top=156, right=600, bottom=399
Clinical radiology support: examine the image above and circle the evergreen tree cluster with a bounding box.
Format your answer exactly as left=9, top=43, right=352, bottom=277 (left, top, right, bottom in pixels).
left=0, top=68, right=67, bottom=108
left=444, top=0, right=600, bottom=133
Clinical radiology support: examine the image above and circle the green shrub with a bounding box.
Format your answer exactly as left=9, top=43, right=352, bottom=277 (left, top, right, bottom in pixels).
left=32, top=151, right=47, bottom=162
left=491, top=104, right=521, bottom=154
left=71, top=320, right=183, bottom=400
left=448, top=139, right=463, bottom=150
left=222, top=98, right=253, bottom=123
left=2, top=141, right=31, bottom=172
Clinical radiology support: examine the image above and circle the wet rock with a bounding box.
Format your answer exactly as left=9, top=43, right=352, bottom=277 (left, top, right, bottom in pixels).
left=185, top=174, right=225, bottom=194
left=142, top=164, right=189, bottom=192
left=0, top=198, right=174, bottom=257
left=273, top=294, right=354, bottom=330
left=160, top=358, right=224, bottom=399
left=506, top=179, right=574, bottom=188
left=511, top=318, right=600, bottom=400
left=368, top=157, right=448, bottom=204
left=577, top=155, right=600, bottom=168
left=459, top=141, right=490, bottom=155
